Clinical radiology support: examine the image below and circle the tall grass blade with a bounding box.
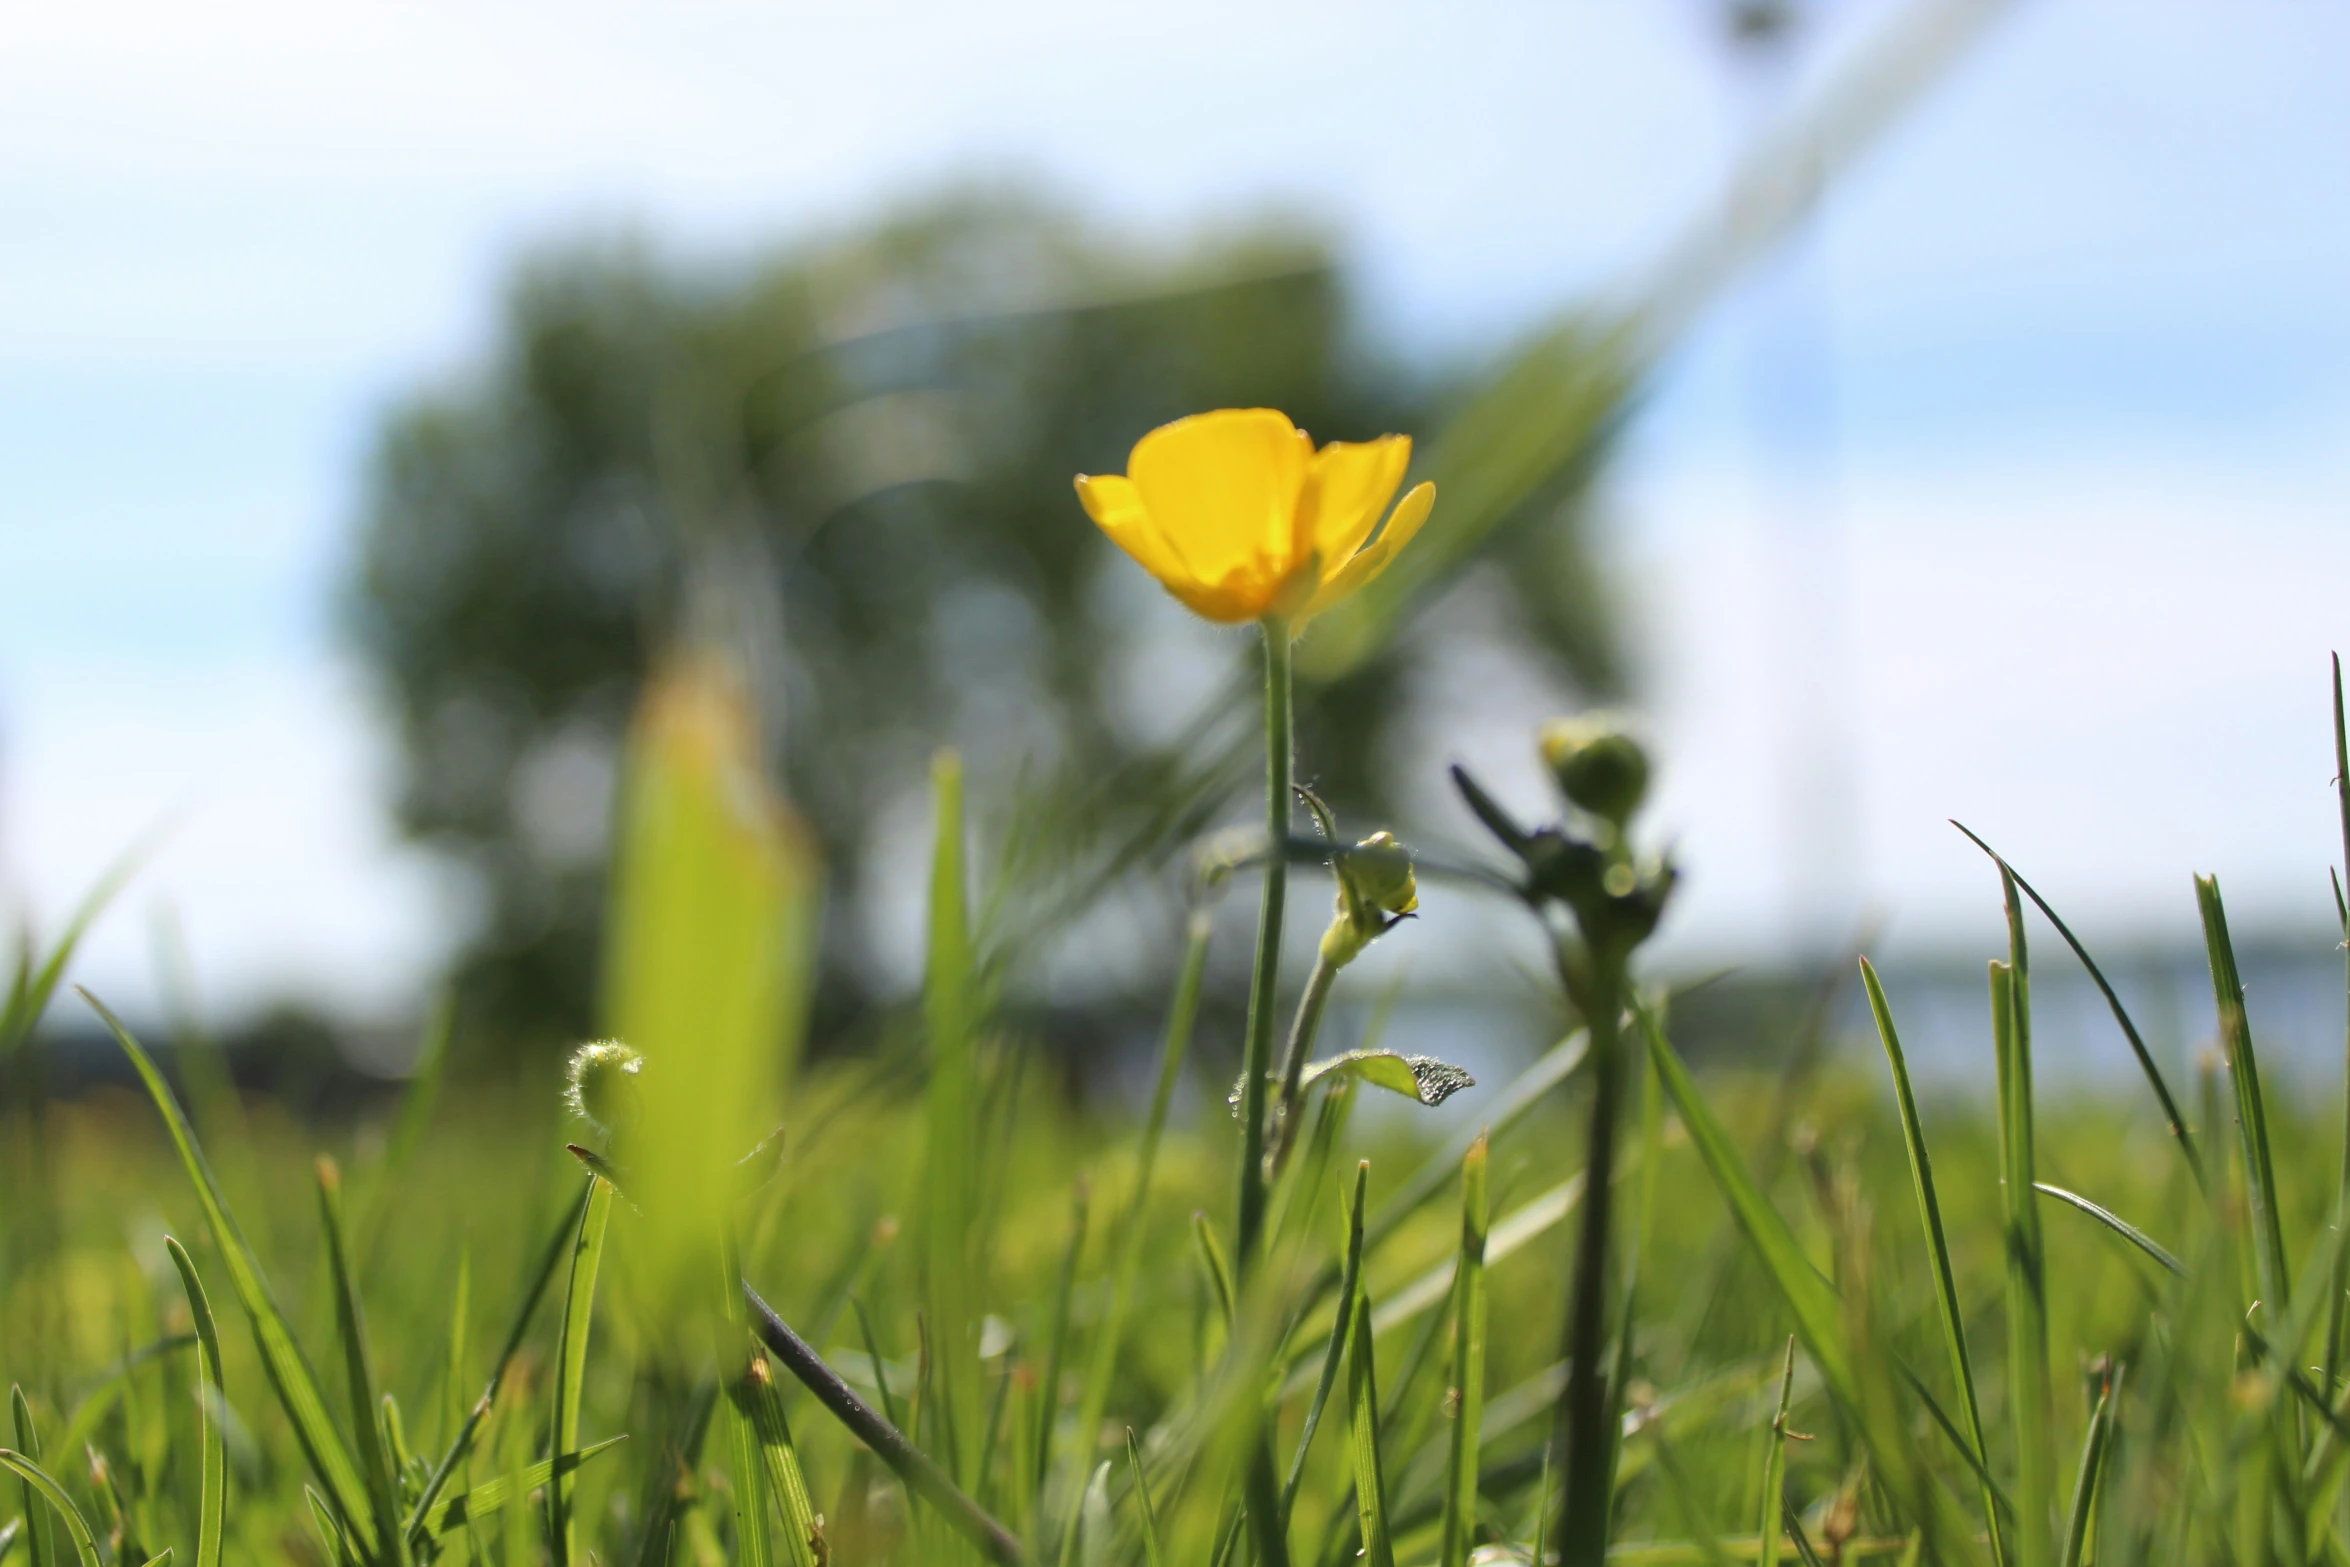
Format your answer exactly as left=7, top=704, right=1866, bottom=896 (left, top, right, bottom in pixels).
left=0, top=828, right=158, bottom=1056
left=1285, top=1161, right=1367, bottom=1522
left=1192, top=1214, right=1236, bottom=1340
left=1991, top=952, right=2054, bottom=1567
left=550, top=1174, right=615, bottom=1566
left=1126, top=1428, right=1166, bottom=1567
left=306, top=1487, right=359, bottom=1567
left=81, top=990, right=375, bottom=1545
left=163, top=1240, right=226, bottom=1567
left=1860, top=958, right=2004, bottom=1566
left=1951, top=823, right=2200, bottom=1187
left=2031, top=1184, right=2183, bottom=1276
left=739, top=1355, right=824, bottom=1567
left=1439, top=1133, right=1490, bottom=1567
left=405, top=1178, right=593, bottom=1544
left=1638, top=1005, right=1853, bottom=1407
left=2058, top=1368, right=2118, bottom=1567
left=2196, top=875, right=2292, bottom=1308
left=1758, top=1339, right=1796, bottom=1567
left=722, top=1372, right=775, bottom=1567
left=1343, top=1292, right=1397, bottom=1567
left=926, top=748, right=983, bottom=1486
left=12, top=1387, right=53, bottom=1567
left=316, top=1158, right=408, bottom=1567
left=0, top=1452, right=101, bottom=1567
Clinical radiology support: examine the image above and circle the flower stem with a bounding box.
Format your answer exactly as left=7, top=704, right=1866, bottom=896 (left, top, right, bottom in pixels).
left=1266, top=952, right=1340, bottom=1178
left=1236, top=617, right=1291, bottom=1272
left=1551, top=944, right=1626, bottom=1567
left=1239, top=616, right=1294, bottom=1567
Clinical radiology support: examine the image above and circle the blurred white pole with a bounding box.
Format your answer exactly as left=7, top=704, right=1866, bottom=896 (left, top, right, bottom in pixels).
left=1641, top=0, right=2020, bottom=959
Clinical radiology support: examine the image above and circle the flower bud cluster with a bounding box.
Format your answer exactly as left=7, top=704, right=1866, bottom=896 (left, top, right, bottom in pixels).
left=1454, top=712, right=1675, bottom=965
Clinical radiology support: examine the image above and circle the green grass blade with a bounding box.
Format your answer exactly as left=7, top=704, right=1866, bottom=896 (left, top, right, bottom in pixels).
left=549, top=1174, right=614, bottom=1566
left=1439, top=1133, right=1490, bottom=1567
left=0, top=1517, right=18, bottom=1566
left=80, top=989, right=375, bottom=1545
left=416, top=1438, right=628, bottom=1541
left=12, top=1387, right=53, bottom=1567
left=1192, top=1213, right=1236, bottom=1340
left=925, top=748, right=983, bottom=1486
left=2058, top=1368, right=2118, bottom=1567
left=137, top=1554, right=172, bottom=1567
left=317, top=1158, right=407, bottom=1567
left=1991, top=953, right=2054, bottom=1567
left=0, top=827, right=159, bottom=1056
left=722, top=1372, right=774, bottom=1567
left=1126, top=1428, right=1165, bottom=1567
left=1758, top=1339, right=1796, bottom=1567
left=307, top=1487, right=360, bottom=1567
left=163, top=1239, right=226, bottom=1567
left=739, top=1356, right=824, bottom=1567
left=1861, top=957, right=2005, bottom=1567
left=1070, top=910, right=1209, bottom=1496
left=405, top=1178, right=593, bottom=1544
left=1285, top=1161, right=1367, bottom=1522
left=0, top=1452, right=101, bottom=1567
left=1343, top=1292, right=1396, bottom=1567
left=849, top=1299, right=905, bottom=1434
left=2197, top=875, right=2292, bottom=1308
left=1638, top=1006, right=1853, bottom=1407
left=2032, top=1184, right=2184, bottom=1276
left=1952, top=823, right=2201, bottom=1187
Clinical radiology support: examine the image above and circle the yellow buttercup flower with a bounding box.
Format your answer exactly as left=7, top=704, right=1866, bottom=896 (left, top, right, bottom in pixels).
left=1075, top=407, right=1436, bottom=627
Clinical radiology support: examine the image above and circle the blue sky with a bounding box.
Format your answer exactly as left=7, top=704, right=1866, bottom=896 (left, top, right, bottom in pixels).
left=4, top=0, right=2349, bottom=1022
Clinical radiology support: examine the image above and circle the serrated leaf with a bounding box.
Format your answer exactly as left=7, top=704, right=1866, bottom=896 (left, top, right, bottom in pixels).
left=1230, top=1051, right=1475, bottom=1117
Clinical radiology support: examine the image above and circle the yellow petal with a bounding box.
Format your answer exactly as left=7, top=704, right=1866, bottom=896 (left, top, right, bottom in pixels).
left=1304, top=435, right=1411, bottom=565
left=1128, top=409, right=1310, bottom=584
left=1076, top=473, right=1197, bottom=588
left=1297, top=480, right=1435, bottom=623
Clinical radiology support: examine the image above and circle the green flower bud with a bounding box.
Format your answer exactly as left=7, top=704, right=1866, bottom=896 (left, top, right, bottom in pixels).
left=1538, top=712, right=1651, bottom=829
left=1339, top=831, right=1418, bottom=920
left=565, top=1040, right=644, bottom=1137
left=1323, top=831, right=1419, bottom=968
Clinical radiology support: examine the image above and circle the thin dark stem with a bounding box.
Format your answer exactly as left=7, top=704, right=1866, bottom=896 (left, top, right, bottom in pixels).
left=1267, top=954, right=1340, bottom=1177
left=743, top=1282, right=1029, bottom=1567
left=1551, top=946, right=1624, bottom=1567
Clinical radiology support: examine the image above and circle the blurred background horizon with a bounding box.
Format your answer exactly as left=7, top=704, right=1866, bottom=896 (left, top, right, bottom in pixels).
left=8, top=0, right=2350, bottom=1087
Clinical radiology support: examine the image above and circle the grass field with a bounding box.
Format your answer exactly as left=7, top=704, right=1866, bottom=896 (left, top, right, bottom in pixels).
left=7, top=454, right=2350, bottom=1565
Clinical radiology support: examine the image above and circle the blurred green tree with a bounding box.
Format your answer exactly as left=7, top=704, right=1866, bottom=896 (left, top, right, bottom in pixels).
left=346, top=191, right=1624, bottom=1053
